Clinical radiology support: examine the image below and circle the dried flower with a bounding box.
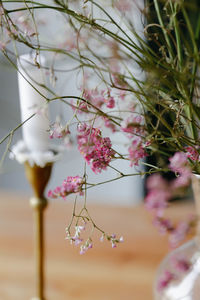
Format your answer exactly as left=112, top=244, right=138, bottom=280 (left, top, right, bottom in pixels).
left=48, top=176, right=84, bottom=199
left=77, top=124, right=115, bottom=173
left=157, top=271, right=176, bottom=292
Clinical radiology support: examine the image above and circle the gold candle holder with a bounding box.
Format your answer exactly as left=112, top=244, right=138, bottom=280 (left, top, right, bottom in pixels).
left=24, top=162, right=53, bottom=300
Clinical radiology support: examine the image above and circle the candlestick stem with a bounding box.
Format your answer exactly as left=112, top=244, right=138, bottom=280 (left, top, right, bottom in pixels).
left=30, top=196, right=47, bottom=300
left=24, top=162, right=52, bottom=300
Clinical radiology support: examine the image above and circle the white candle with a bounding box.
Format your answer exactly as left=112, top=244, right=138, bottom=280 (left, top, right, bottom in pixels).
left=17, top=53, right=49, bottom=152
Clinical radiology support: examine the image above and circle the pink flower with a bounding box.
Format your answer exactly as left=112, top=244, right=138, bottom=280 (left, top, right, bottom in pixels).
left=83, top=89, right=97, bottom=102
left=82, top=88, right=115, bottom=110
left=111, top=241, right=117, bottom=248
left=171, top=169, right=192, bottom=189
left=71, top=225, right=86, bottom=246
left=77, top=124, right=115, bottom=173
left=77, top=122, right=87, bottom=133
left=169, top=152, right=192, bottom=188
left=121, top=115, right=145, bottom=136
left=145, top=189, right=170, bottom=217
left=49, top=122, right=70, bottom=139
left=157, top=271, right=176, bottom=292
left=0, top=40, right=9, bottom=51
left=118, top=90, right=126, bottom=101
left=103, top=117, right=116, bottom=132
left=153, top=217, right=174, bottom=235
left=185, top=146, right=200, bottom=161
left=115, top=0, right=132, bottom=12
left=62, top=176, right=84, bottom=194
left=146, top=174, right=168, bottom=191
left=106, top=96, right=115, bottom=108
left=47, top=190, right=55, bottom=198
left=110, top=234, right=124, bottom=248
left=128, top=137, right=148, bottom=166
left=74, top=237, right=83, bottom=246
left=80, top=240, right=93, bottom=255
left=169, top=221, right=190, bottom=248
left=169, top=152, right=189, bottom=174
left=171, top=256, right=191, bottom=272
left=48, top=176, right=84, bottom=199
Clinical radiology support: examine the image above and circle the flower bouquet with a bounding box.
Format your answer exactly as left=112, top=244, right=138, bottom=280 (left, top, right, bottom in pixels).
left=1, top=0, right=200, bottom=298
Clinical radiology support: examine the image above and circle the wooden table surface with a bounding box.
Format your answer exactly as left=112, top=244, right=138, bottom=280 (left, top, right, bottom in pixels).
left=0, top=190, right=194, bottom=300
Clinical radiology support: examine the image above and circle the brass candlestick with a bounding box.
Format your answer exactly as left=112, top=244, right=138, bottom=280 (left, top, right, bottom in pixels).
left=24, top=162, right=52, bottom=300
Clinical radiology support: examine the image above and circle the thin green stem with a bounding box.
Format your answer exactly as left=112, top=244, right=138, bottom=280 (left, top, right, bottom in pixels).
left=153, top=0, right=174, bottom=60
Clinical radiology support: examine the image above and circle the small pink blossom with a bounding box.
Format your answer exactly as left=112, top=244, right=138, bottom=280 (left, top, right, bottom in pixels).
left=75, top=225, right=85, bottom=235
left=185, top=146, right=200, bottom=161
left=169, top=152, right=192, bottom=188
left=153, top=217, right=174, bottom=235
left=50, top=122, right=70, bottom=139
left=171, top=169, right=192, bottom=189
left=80, top=240, right=93, bottom=255
left=82, top=88, right=115, bottom=110
left=115, top=0, right=132, bottom=12
left=0, top=40, right=9, bottom=51
left=47, top=190, right=55, bottom=198
left=145, top=174, right=171, bottom=217
left=71, top=225, right=86, bottom=246
left=146, top=173, right=168, bottom=191
left=77, top=122, right=87, bottom=133
left=110, top=234, right=124, bottom=248
left=70, top=99, right=90, bottom=114
left=48, top=176, right=84, bottom=199
left=74, top=237, right=83, bottom=246
left=145, top=189, right=170, bottom=217
left=169, top=221, right=190, bottom=248
left=103, top=117, right=116, bottom=132
left=128, top=137, right=148, bottom=166
left=169, top=152, right=189, bottom=174
left=83, top=88, right=104, bottom=109
left=111, top=241, right=117, bottom=248
left=121, top=115, right=145, bottom=136
left=171, top=256, right=191, bottom=272
left=77, top=123, right=115, bottom=173
left=118, top=90, right=126, bottom=101
left=106, top=96, right=115, bottom=108
left=157, top=271, right=176, bottom=292
left=66, top=224, right=87, bottom=248
left=145, top=140, right=151, bottom=147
